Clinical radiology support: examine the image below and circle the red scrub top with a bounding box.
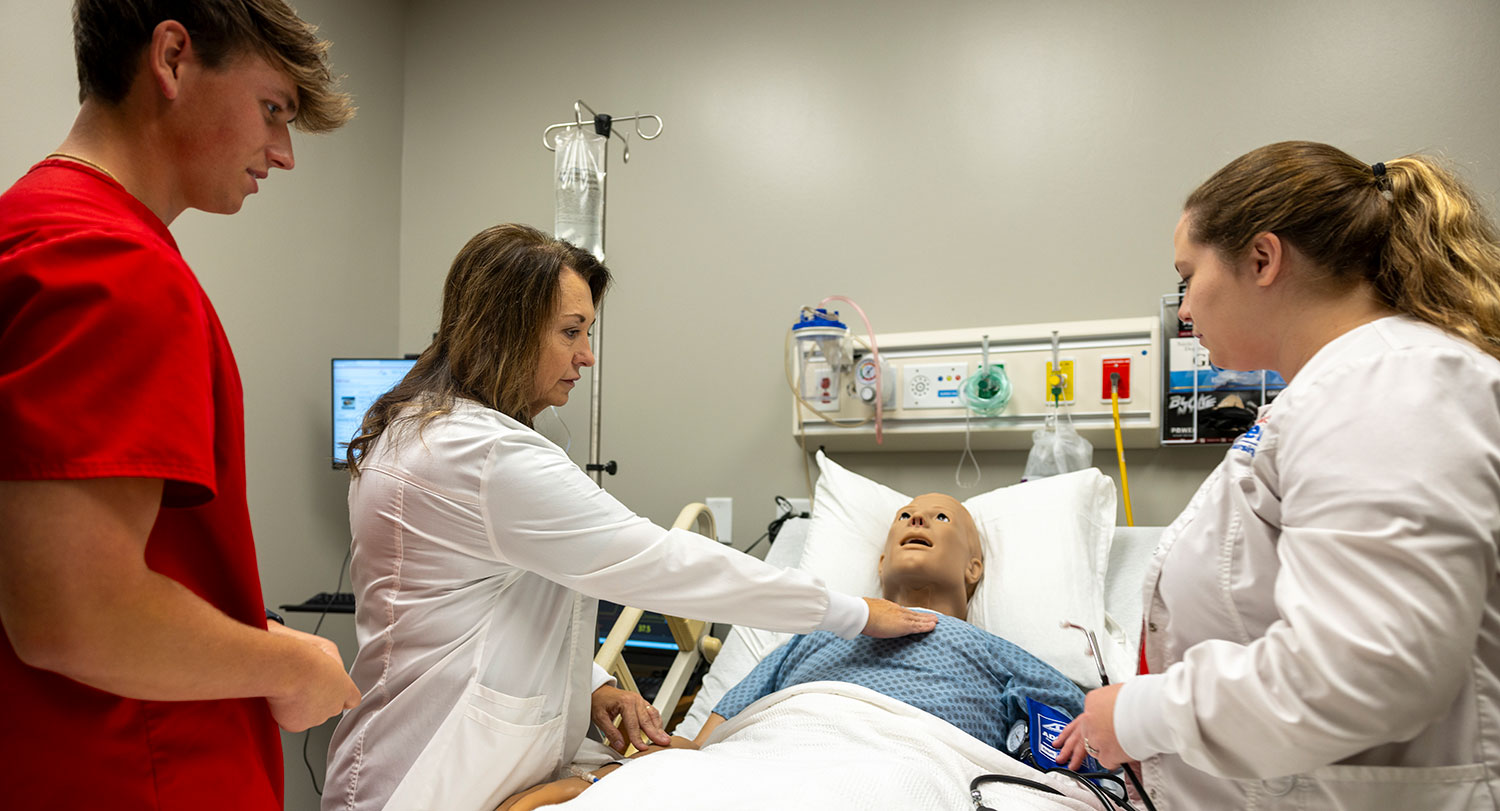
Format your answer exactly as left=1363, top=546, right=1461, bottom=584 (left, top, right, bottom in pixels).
left=0, top=160, right=282, bottom=810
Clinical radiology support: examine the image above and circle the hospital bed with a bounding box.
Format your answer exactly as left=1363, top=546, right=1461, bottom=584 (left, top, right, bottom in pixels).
left=585, top=459, right=1164, bottom=810
left=593, top=502, right=725, bottom=719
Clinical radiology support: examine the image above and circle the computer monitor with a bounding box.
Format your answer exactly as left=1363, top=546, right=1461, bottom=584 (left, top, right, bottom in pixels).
left=596, top=601, right=681, bottom=651
left=331, top=357, right=418, bottom=468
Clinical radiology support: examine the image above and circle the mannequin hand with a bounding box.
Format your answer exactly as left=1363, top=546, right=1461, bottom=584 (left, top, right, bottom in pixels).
left=1055, top=683, right=1130, bottom=770
left=591, top=683, right=669, bottom=753
left=860, top=598, right=939, bottom=638
left=629, top=735, right=699, bottom=757
left=496, top=777, right=591, bottom=811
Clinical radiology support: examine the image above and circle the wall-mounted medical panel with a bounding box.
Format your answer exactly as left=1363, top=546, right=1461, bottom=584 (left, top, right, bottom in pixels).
left=791, top=317, right=1160, bottom=451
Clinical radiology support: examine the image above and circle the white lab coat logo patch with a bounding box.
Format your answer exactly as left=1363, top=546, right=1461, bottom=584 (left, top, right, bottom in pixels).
left=1230, top=423, right=1264, bottom=457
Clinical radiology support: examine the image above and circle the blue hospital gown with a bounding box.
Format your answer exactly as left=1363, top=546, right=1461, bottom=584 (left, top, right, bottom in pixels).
left=713, top=613, right=1084, bottom=750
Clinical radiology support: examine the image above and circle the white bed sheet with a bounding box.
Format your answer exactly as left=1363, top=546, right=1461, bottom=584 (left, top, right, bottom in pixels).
left=562, top=681, right=1106, bottom=811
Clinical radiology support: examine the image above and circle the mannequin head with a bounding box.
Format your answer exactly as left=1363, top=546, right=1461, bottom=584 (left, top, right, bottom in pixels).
left=877, top=493, right=983, bottom=620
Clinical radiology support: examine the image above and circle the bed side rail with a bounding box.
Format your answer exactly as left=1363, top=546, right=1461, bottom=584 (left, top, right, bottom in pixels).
left=593, top=502, right=725, bottom=731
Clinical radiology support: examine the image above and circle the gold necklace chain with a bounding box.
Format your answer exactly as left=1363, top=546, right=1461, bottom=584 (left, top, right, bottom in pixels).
left=44, top=152, right=119, bottom=182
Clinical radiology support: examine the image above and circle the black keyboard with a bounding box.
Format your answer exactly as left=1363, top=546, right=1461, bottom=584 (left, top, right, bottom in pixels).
left=281, top=591, right=356, bottom=614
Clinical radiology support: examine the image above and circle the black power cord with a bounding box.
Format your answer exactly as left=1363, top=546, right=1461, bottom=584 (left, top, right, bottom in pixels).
left=741, top=496, right=809, bottom=556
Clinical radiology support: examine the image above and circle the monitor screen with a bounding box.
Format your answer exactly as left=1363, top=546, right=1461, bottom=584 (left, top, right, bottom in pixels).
left=332, top=357, right=417, bottom=467
left=596, top=601, right=681, bottom=651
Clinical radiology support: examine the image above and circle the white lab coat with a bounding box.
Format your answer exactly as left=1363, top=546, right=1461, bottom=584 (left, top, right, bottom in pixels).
left=322, top=400, right=866, bottom=811
left=1115, top=316, right=1500, bottom=810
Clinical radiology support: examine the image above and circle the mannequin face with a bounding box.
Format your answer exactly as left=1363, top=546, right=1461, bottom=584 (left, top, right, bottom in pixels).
left=878, top=493, right=983, bottom=601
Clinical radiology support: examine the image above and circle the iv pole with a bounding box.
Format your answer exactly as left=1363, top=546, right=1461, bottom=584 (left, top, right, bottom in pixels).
left=543, top=100, right=663, bottom=485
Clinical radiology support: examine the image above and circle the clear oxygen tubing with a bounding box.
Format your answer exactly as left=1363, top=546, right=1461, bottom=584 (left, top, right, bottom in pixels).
left=1109, top=376, right=1135, bottom=527
left=955, top=407, right=981, bottom=488
left=955, top=335, right=1014, bottom=488
left=818, top=295, right=885, bottom=444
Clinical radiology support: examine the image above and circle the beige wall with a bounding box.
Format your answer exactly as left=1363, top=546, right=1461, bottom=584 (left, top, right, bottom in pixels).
left=0, top=2, right=405, bottom=808
left=5, top=1, right=1500, bottom=809
left=397, top=0, right=1500, bottom=538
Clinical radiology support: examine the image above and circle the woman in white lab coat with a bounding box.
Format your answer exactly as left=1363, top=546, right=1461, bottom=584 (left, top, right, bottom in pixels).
left=321, top=224, right=936, bottom=811
left=1056, top=141, right=1500, bottom=810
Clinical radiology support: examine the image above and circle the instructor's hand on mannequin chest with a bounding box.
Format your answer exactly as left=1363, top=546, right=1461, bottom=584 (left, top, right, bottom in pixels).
left=861, top=598, right=939, bottom=638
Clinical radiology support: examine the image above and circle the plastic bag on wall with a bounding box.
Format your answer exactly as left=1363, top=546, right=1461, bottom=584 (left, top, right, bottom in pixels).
left=1023, top=413, right=1094, bottom=481
left=554, top=126, right=606, bottom=260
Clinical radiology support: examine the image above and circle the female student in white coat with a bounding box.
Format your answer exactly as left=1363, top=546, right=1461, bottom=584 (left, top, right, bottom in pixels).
left=1056, top=141, right=1500, bottom=810
left=321, top=224, right=936, bottom=811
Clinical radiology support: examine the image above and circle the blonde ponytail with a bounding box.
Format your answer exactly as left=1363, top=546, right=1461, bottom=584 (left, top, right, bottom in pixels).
left=1378, top=157, right=1500, bottom=361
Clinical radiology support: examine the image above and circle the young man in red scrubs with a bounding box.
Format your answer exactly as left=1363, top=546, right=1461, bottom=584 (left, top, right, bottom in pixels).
left=0, top=2, right=361, bottom=809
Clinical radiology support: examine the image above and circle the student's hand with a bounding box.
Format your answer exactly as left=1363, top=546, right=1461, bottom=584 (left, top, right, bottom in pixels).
left=268, top=621, right=345, bottom=667
left=1054, top=683, right=1130, bottom=770
left=860, top=598, right=939, bottom=638
left=591, top=683, right=670, bottom=753
left=268, top=637, right=361, bottom=733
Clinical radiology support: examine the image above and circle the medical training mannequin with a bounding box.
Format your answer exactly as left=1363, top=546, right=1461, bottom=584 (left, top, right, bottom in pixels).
left=322, top=224, right=936, bottom=811
left=1054, top=141, right=1500, bottom=811
left=701, top=493, right=1088, bottom=739
left=499, top=494, right=1087, bottom=811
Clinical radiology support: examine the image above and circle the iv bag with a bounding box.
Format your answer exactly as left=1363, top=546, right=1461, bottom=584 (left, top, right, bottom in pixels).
left=554, top=126, right=606, bottom=260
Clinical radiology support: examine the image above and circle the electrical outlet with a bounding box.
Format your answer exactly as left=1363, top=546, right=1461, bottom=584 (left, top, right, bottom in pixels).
left=787, top=497, right=811, bottom=518
left=705, top=497, right=733, bottom=544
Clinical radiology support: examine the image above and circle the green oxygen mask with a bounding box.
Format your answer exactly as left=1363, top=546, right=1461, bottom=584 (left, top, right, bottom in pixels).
left=960, top=334, right=1012, bottom=416
left=961, top=363, right=1012, bottom=416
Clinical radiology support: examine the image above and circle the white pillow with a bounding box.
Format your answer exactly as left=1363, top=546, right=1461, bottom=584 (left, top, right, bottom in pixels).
left=799, top=451, right=1117, bottom=687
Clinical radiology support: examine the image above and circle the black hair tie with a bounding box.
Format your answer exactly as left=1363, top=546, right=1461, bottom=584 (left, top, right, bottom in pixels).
left=1372, top=162, right=1387, bottom=177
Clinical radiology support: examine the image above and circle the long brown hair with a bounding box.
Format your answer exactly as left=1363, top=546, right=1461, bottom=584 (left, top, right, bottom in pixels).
left=345, top=224, right=610, bottom=474
left=1184, top=140, right=1500, bottom=360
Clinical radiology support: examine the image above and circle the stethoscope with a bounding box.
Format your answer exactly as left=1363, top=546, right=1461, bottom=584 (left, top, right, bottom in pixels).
left=969, top=624, right=1158, bottom=811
